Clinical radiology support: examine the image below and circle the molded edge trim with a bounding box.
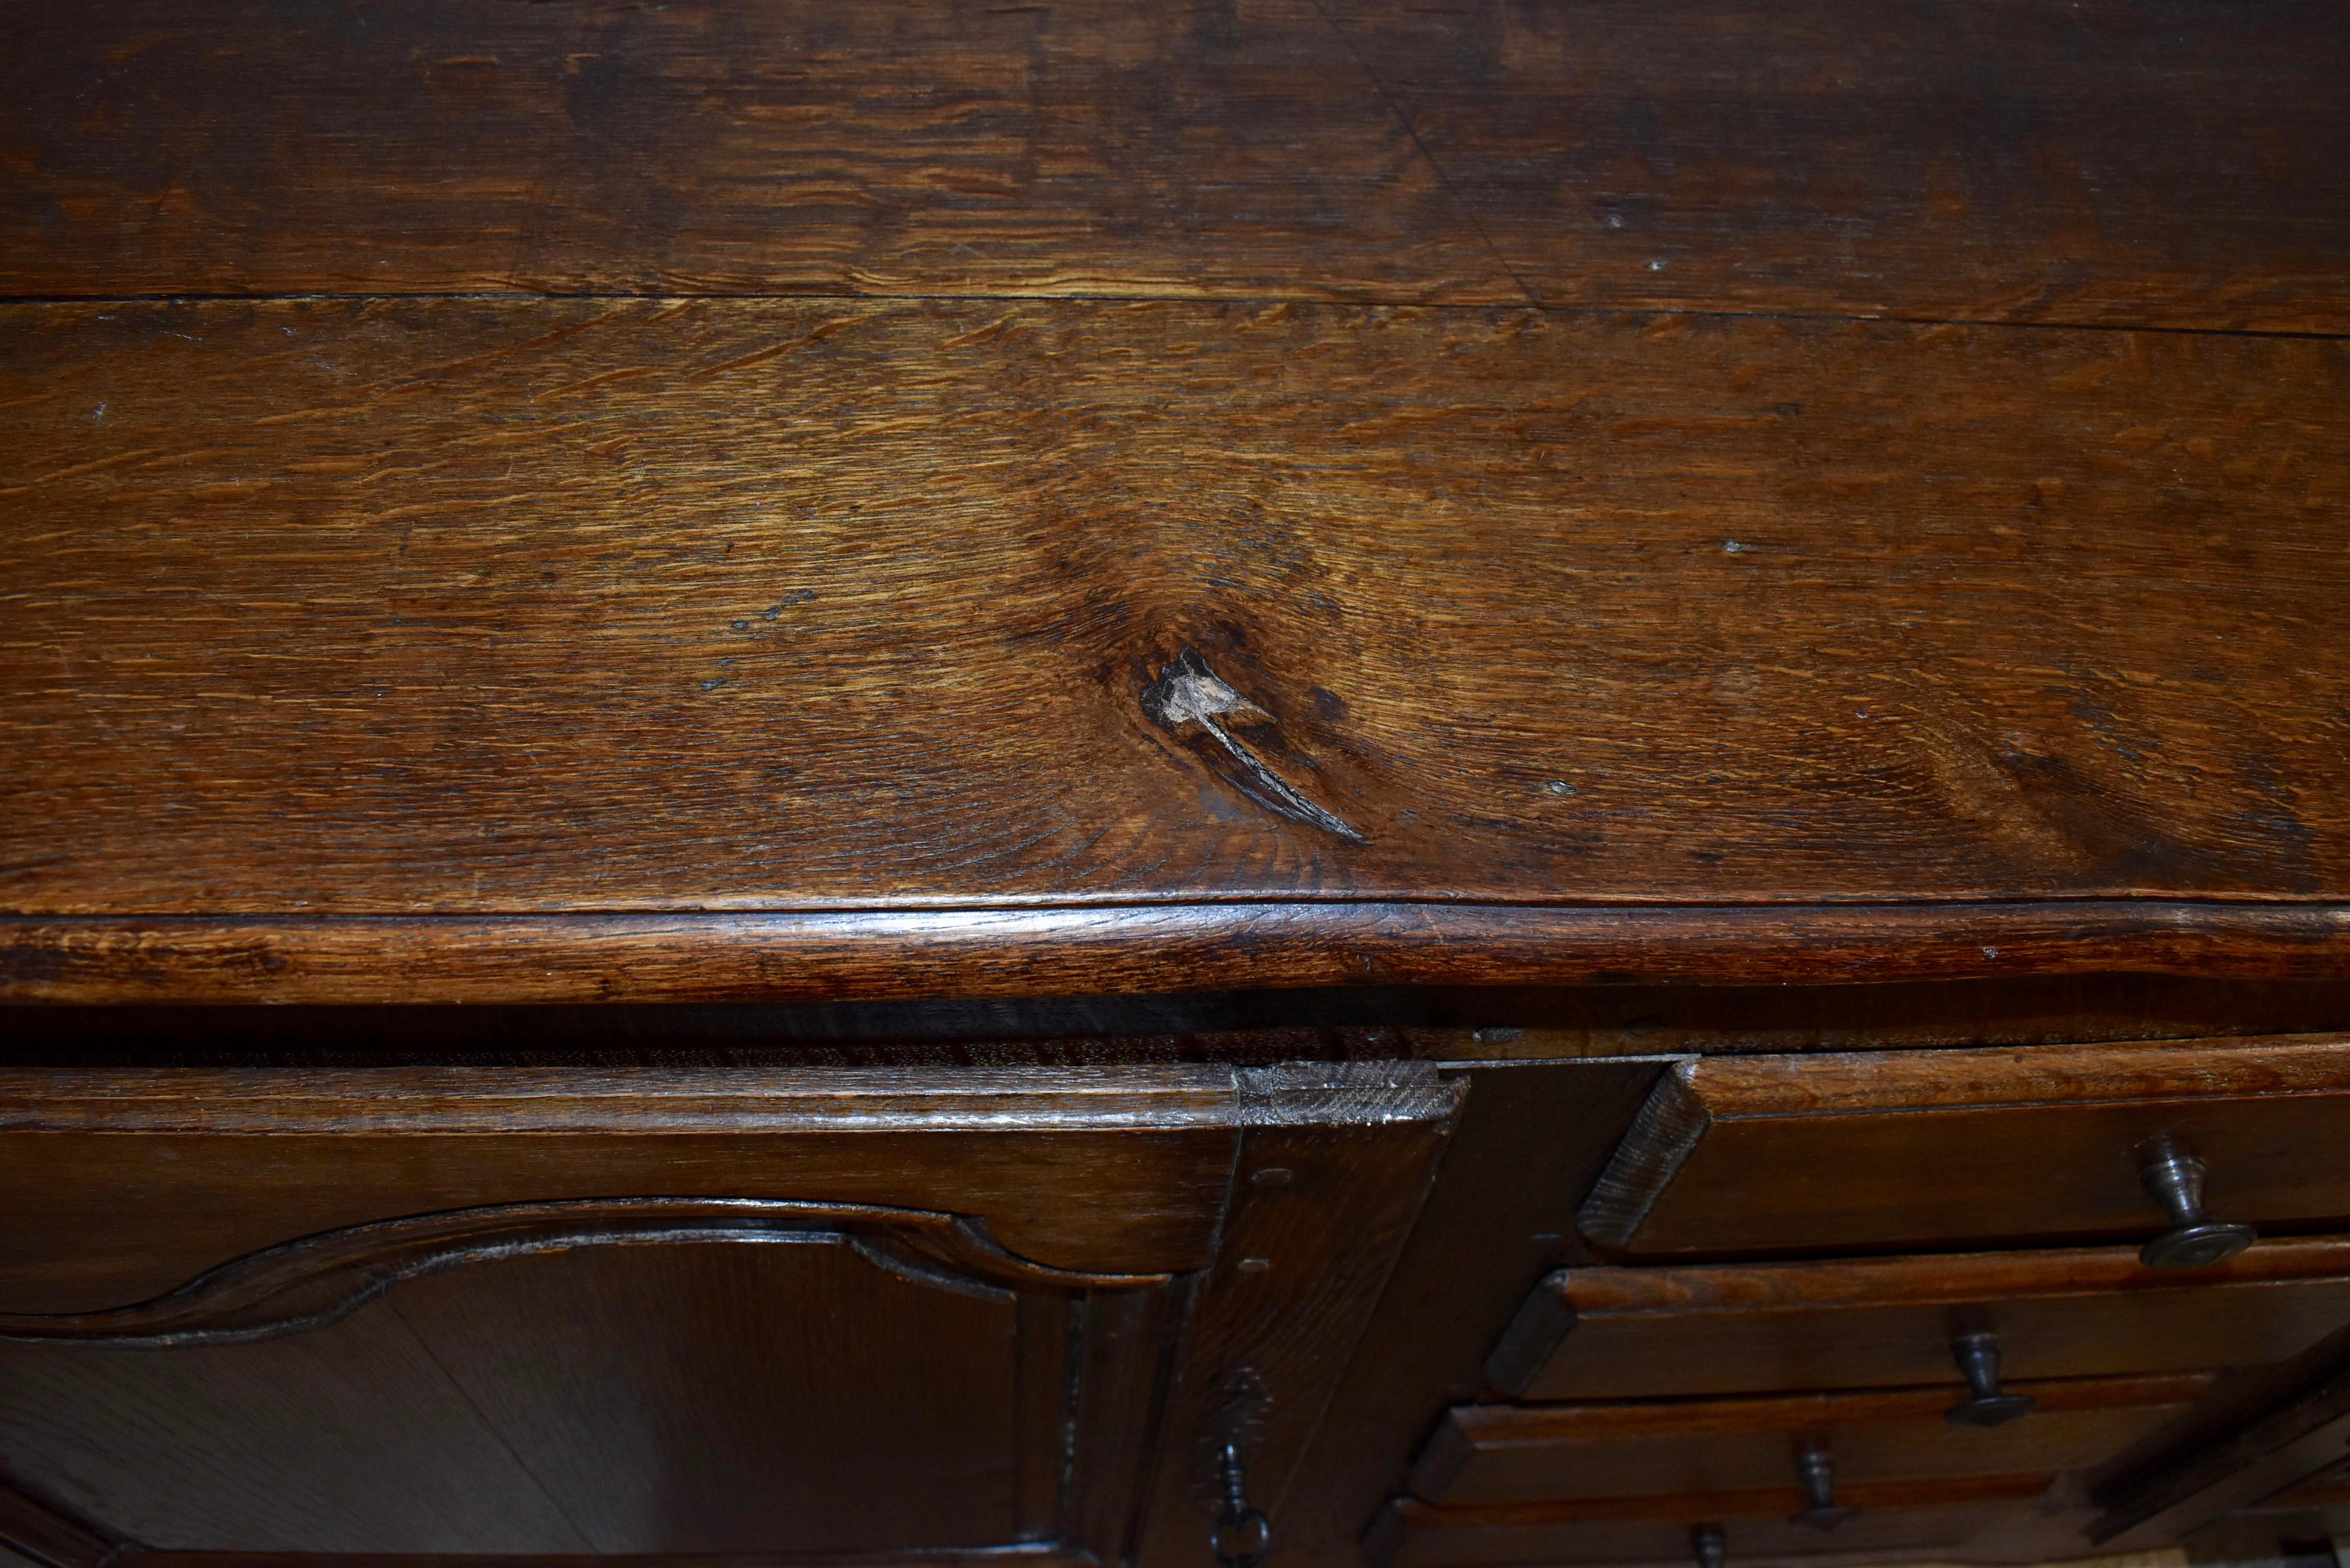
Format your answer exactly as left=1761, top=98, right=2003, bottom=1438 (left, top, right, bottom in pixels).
left=0, top=1197, right=1170, bottom=1347
left=4, top=899, right=2348, bottom=1005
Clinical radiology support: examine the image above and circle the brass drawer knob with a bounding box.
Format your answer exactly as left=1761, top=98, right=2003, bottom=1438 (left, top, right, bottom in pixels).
left=1945, top=1329, right=2037, bottom=1427
left=2137, top=1145, right=2255, bottom=1270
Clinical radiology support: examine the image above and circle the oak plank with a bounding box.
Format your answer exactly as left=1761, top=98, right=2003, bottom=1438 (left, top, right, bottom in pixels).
left=6, top=2, right=2347, bottom=331
left=0, top=0, right=1510, bottom=304
left=1332, top=0, right=2350, bottom=331
left=1, top=298, right=2344, bottom=1004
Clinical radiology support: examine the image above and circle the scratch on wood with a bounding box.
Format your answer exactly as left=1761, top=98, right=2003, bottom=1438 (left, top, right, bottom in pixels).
left=1142, top=648, right=1367, bottom=843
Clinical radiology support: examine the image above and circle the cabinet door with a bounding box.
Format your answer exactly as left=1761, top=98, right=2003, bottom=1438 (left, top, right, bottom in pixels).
left=0, top=1062, right=1460, bottom=1565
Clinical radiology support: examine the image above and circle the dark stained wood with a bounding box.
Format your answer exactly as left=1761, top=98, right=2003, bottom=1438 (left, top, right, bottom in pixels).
left=0, top=1059, right=1460, bottom=1560
left=0, top=1477, right=120, bottom=1568
left=10, top=905, right=2350, bottom=1007
left=0, top=1197, right=1147, bottom=1346
left=0, top=1240, right=1059, bottom=1553
left=0, top=1064, right=1255, bottom=1311
left=2090, top=1323, right=2350, bottom=1549
left=1134, top=1064, right=1463, bottom=1568
left=1329, top=0, right=2350, bottom=332
left=1058, top=1287, right=1178, bottom=1564
left=1580, top=1036, right=2350, bottom=1258
left=0, top=1, right=1510, bottom=304
left=121, top=1558, right=1079, bottom=1568
left=1371, top=1479, right=2072, bottom=1568
left=13, top=974, right=2350, bottom=1064
left=1273, top=1060, right=1667, bottom=1559
left=1496, top=1237, right=2350, bottom=1401
left=1412, top=1375, right=2213, bottom=1508
left=7, top=3, right=2348, bottom=332
left=3, top=297, right=2346, bottom=1002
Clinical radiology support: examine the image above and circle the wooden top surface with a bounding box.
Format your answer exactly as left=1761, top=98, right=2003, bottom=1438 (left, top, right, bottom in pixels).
left=7, top=0, right=2348, bottom=330
left=3, top=3, right=2346, bottom=1001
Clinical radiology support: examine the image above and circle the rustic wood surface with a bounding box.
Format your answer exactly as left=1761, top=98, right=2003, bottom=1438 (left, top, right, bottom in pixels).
left=1412, top=1374, right=2214, bottom=1507
left=1329, top=0, right=2350, bottom=332
left=0, top=1058, right=1461, bottom=1566
left=0, top=1242, right=1045, bottom=1553
left=1501, top=1237, right=2350, bottom=1401
left=10, top=904, right=2350, bottom=1006
left=1372, top=1479, right=2066, bottom=1568
left=0, top=1063, right=1254, bottom=1312
left=4, top=2, right=2344, bottom=332
left=0, top=1477, right=118, bottom=1568
left=11, top=3, right=2345, bottom=1564
left=1134, top=1065, right=1462, bottom=1568
left=1581, top=1036, right=2350, bottom=1257
left=2, top=295, right=2345, bottom=998
left=1273, top=1059, right=1664, bottom=1559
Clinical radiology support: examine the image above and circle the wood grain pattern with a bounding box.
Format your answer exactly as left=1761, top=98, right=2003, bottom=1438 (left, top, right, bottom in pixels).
left=6, top=2, right=2346, bottom=332
left=3, top=296, right=2345, bottom=999
left=0, top=1058, right=1460, bottom=1561
left=1372, top=1479, right=2069, bottom=1568
left=0, top=0, right=1508, bottom=304
left=0, top=1197, right=1156, bottom=1346
left=0, top=1478, right=119, bottom=1568
left=1499, top=1237, right=2350, bottom=1402
left=0, top=1239, right=1040, bottom=1553
left=1330, top=0, right=2350, bottom=332
left=2094, top=1381, right=2350, bottom=1551
left=1581, top=1036, right=2350, bottom=1258
left=0, top=1063, right=1251, bottom=1312
left=1412, top=1375, right=2213, bottom=1508
left=10, top=904, right=2350, bottom=1007
left=1133, top=1065, right=1462, bottom=1568
left=1275, top=1060, right=1665, bottom=1559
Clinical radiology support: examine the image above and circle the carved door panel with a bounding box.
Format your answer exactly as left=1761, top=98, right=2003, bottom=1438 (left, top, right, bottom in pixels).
left=0, top=1063, right=1462, bottom=1565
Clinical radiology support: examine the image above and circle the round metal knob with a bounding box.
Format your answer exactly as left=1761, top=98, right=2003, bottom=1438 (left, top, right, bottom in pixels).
left=1944, top=1330, right=2037, bottom=1428
left=1787, top=1442, right=1858, bottom=1530
left=1690, top=1523, right=1726, bottom=1568
left=2138, top=1147, right=2255, bottom=1270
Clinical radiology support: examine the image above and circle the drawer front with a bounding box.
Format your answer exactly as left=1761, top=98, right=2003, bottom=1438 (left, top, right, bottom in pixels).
left=1490, top=1237, right=2350, bottom=1401
left=1374, top=1478, right=2063, bottom=1568
left=1580, top=1036, right=2350, bottom=1259
left=1411, top=1377, right=2210, bottom=1507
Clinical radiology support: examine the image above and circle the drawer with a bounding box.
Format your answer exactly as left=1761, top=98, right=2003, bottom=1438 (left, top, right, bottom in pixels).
left=1488, top=1237, right=2350, bottom=1401
left=1579, top=1036, right=2350, bottom=1260
left=1370, top=1478, right=2067, bottom=1568
left=1411, top=1376, right=2210, bottom=1508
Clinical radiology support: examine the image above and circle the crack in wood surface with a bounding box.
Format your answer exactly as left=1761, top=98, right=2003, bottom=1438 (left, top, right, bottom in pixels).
left=1141, top=649, right=1367, bottom=845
